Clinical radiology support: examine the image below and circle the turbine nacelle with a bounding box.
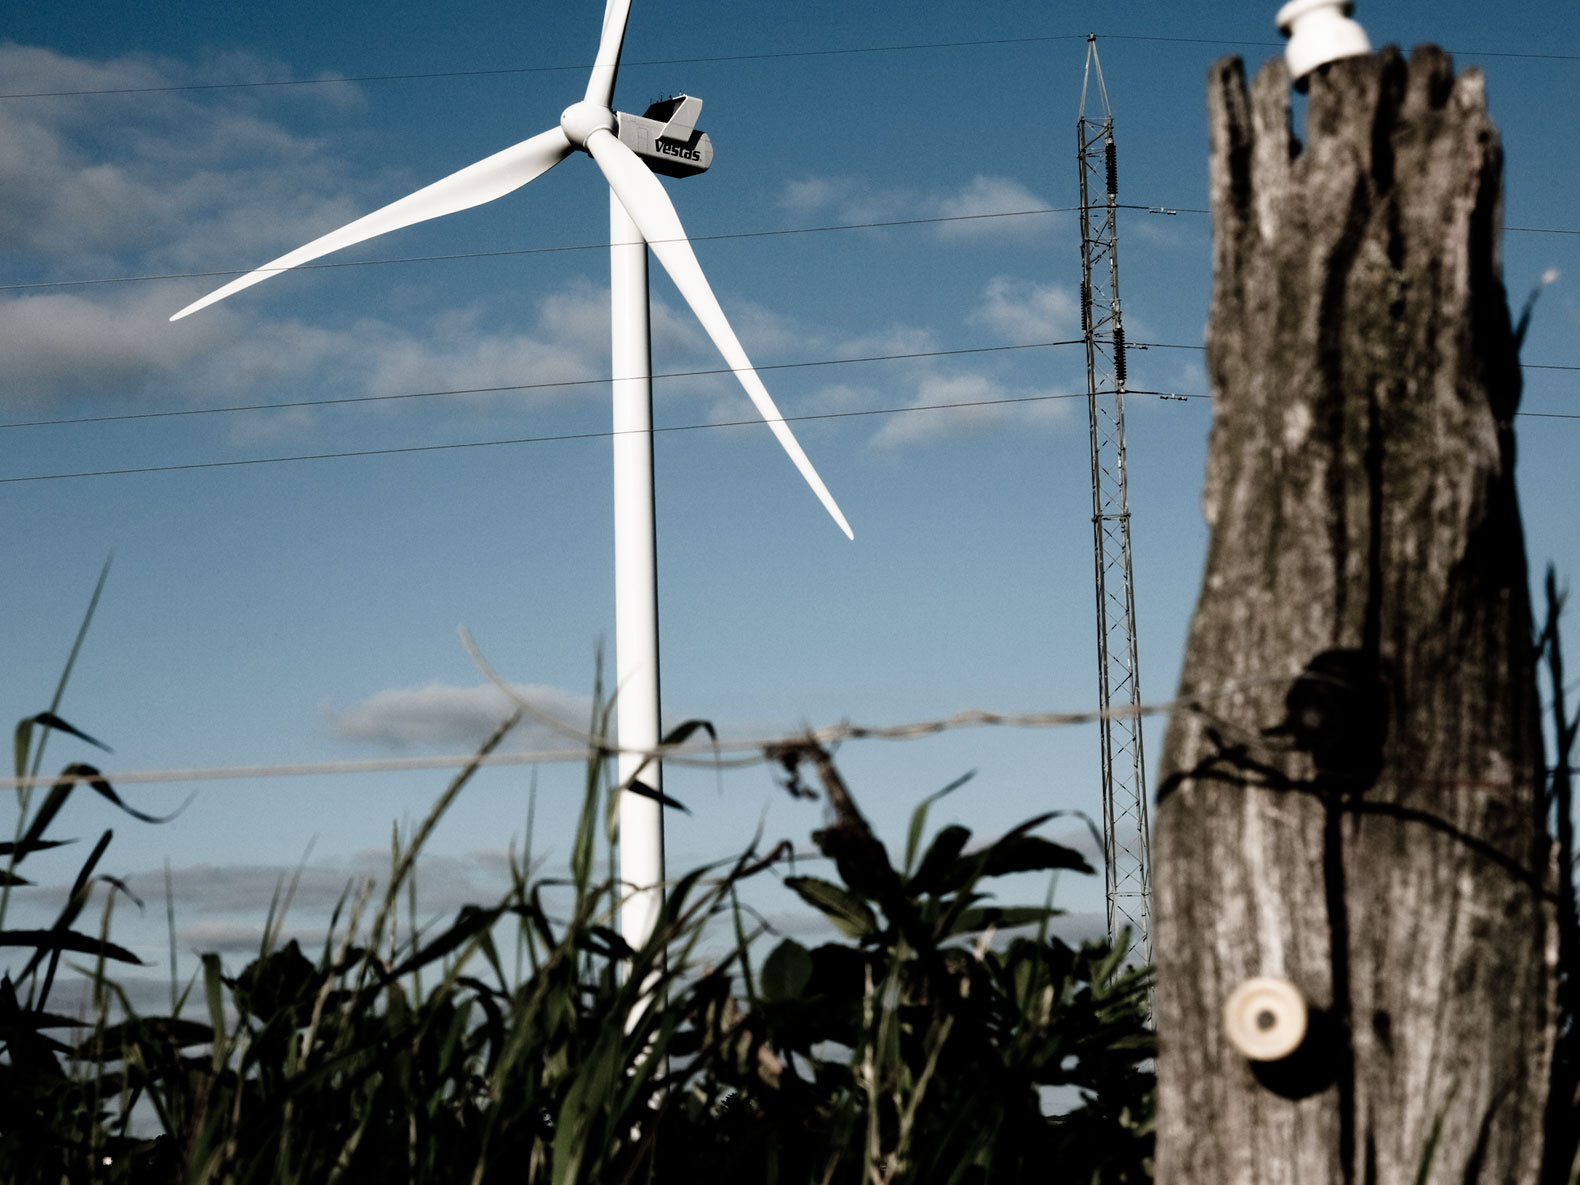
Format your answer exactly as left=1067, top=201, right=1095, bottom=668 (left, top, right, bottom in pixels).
left=562, top=94, right=713, bottom=178
left=616, top=96, right=713, bottom=178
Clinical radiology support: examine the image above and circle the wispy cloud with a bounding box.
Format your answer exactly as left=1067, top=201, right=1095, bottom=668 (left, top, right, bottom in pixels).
left=780, top=173, right=1056, bottom=241
left=3, top=41, right=1073, bottom=460
left=0, top=44, right=368, bottom=278
left=322, top=680, right=595, bottom=751
left=784, top=284, right=1082, bottom=450
left=780, top=175, right=911, bottom=225
left=1, top=44, right=645, bottom=424
left=932, top=176, right=1053, bottom=240
left=969, top=275, right=1080, bottom=343
left=866, top=372, right=1074, bottom=449
left=0, top=282, right=617, bottom=420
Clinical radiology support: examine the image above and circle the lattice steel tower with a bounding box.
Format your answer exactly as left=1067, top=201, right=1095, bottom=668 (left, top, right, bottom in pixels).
left=1077, top=35, right=1151, bottom=965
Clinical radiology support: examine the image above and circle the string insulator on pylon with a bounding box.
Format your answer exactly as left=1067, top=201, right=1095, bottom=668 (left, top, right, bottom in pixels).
left=1105, top=139, right=1118, bottom=198
left=1080, top=283, right=1090, bottom=333
left=1113, top=326, right=1127, bottom=386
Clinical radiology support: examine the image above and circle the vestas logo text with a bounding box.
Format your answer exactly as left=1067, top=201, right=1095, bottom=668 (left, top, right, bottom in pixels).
left=654, top=139, right=701, bottom=161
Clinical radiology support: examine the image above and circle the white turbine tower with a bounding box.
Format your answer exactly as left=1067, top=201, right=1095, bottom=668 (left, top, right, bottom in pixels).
left=171, top=0, right=854, bottom=956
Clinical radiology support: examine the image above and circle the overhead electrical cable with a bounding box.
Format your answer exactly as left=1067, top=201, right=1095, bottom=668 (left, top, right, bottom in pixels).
left=1129, top=206, right=1580, bottom=235
left=1130, top=338, right=1578, bottom=372
left=3, top=339, right=1574, bottom=435
left=3, top=31, right=1574, bottom=100
left=0, top=390, right=1106, bottom=484
left=1098, top=33, right=1580, bottom=61
left=6, top=387, right=1579, bottom=486
left=3, top=337, right=1571, bottom=433
left=0, top=35, right=1091, bottom=99
left=0, top=340, right=1087, bottom=430
left=7, top=205, right=1578, bottom=296
left=4, top=207, right=1090, bottom=294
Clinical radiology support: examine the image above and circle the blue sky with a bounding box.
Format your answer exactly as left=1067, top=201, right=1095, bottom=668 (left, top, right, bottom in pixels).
left=4, top=0, right=1576, bottom=1001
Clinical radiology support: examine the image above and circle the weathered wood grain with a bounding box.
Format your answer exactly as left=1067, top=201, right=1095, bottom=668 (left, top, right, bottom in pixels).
left=1153, top=45, right=1555, bottom=1185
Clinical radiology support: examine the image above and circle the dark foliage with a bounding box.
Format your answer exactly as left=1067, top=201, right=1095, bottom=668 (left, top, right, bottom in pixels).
left=1, top=580, right=1154, bottom=1182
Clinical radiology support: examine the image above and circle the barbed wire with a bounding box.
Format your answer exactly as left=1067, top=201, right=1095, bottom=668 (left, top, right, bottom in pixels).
left=0, top=676, right=1298, bottom=793
left=7, top=668, right=1553, bottom=799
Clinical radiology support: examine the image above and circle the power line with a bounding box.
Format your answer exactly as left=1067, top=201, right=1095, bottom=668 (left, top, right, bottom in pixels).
left=1126, top=205, right=1580, bottom=236
left=0, top=388, right=1106, bottom=485
left=21, top=333, right=1572, bottom=436
left=9, top=205, right=1579, bottom=296
left=0, top=208, right=1083, bottom=295
left=1100, top=33, right=1580, bottom=62
left=0, top=339, right=1086, bottom=430
left=1131, top=338, right=1579, bottom=372
left=3, top=31, right=1574, bottom=101
left=5, top=327, right=1559, bottom=433
left=0, top=34, right=1092, bottom=100
left=1, top=324, right=1569, bottom=439
left=7, top=384, right=1576, bottom=486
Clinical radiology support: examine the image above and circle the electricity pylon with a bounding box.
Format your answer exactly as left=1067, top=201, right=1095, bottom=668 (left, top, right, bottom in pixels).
left=1077, top=35, right=1151, bottom=967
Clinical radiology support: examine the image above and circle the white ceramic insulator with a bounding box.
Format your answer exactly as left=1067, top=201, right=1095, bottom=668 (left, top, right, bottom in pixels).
left=1223, top=976, right=1309, bottom=1061
left=1276, top=0, right=1372, bottom=83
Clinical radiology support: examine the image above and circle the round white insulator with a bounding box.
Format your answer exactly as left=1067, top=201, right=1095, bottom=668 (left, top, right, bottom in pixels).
left=1276, top=0, right=1372, bottom=83
left=559, top=100, right=616, bottom=150
left=1223, top=976, right=1309, bottom=1061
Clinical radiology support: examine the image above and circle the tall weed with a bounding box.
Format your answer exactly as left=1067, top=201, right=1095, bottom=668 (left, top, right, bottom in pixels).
left=1, top=591, right=1153, bottom=1182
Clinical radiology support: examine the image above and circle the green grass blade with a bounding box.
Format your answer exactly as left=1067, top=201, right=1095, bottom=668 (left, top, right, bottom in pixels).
left=31, top=556, right=112, bottom=784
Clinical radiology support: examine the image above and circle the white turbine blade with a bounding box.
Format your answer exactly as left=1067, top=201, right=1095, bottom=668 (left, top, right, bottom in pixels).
left=587, top=130, right=854, bottom=540
left=584, top=0, right=634, bottom=108
left=172, top=127, right=574, bottom=322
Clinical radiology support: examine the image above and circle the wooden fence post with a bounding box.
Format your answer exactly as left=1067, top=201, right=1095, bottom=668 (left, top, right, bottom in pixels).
left=1152, top=45, right=1555, bottom=1185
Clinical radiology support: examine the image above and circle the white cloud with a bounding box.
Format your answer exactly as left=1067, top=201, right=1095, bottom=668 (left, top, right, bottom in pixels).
left=786, top=322, right=1077, bottom=451
left=969, top=275, right=1079, bottom=343
left=715, top=312, right=1082, bottom=452
left=931, top=175, right=1052, bottom=240
left=780, top=176, right=840, bottom=214
left=779, top=173, right=1054, bottom=242
left=0, top=289, right=203, bottom=404
left=155, top=849, right=520, bottom=926
left=868, top=372, right=1075, bottom=449
left=832, top=324, right=939, bottom=360
left=323, top=680, right=596, bottom=751
left=0, top=44, right=634, bottom=429
left=1128, top=214, right=1188, bottom=248
left=868, top=373, right=1007, bottom=448
left=0, top=275, right=632, bottom=425
left=778, top=175, right=910, bottom=225
left=3, top=41, right=1076, bottom=466
left=0, top=44, right=370, bottom=278
left=352, top=302, right=602, bottom=401
left=0, top=44, right=562, bottom=423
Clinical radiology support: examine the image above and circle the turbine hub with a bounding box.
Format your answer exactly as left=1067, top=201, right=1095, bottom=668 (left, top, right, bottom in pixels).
left=560, top=101, right=616, bottom=150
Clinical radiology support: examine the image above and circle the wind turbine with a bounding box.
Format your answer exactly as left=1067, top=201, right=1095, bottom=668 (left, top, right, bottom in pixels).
left=171, top=0, right=854, bottom=955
